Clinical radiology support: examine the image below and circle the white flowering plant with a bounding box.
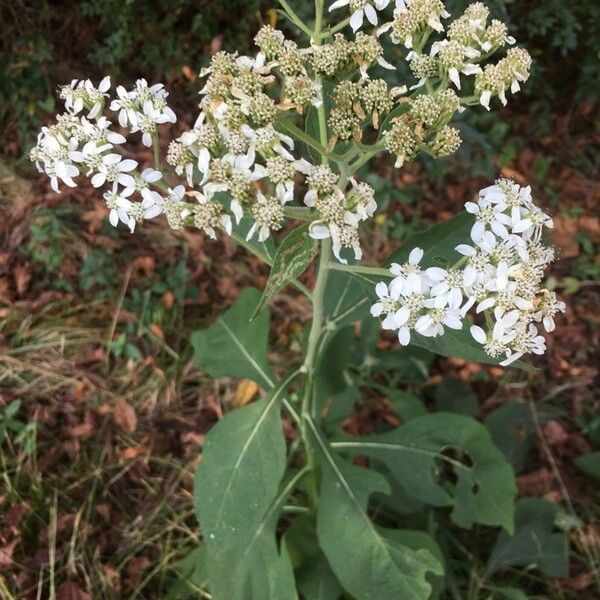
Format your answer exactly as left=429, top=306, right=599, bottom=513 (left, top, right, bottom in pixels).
left=31, top=1, right=566, bottom=597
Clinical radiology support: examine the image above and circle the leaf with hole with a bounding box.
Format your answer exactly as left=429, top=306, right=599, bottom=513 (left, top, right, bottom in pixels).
left=332, top=412, right=517, bottom=531
left=191, top=287, right=275, bottom=389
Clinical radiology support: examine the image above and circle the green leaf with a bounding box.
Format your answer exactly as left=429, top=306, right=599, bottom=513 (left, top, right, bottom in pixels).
left=486, top=586, right=529, bottom=600
left=304, top=80, right=334, bottom=162
left=191, top=287, right=275, bottom=389
left=387, top=212, right=475, bottom=268
left=254, top=224, right=316, bottom=317
left=380, top=529, right=445, bottom=600
left=388, top=390, right=427, bottom=421
left=410, top=323, right=514, bottom=366
left=316, top=326, right=355, bottom=397
left=485, top=402, right=537, bottom=473
left=433, top=377, right=479, bottom=417
left=307, top=418, right=443, bottom=600
left=285, top=516, right=344, bottom=600
left=574, top=451, right=600, bottom=480
left=333, top=413, right=517, bottom=531
left=168, top=545, right=209, bottom=599
left=323, top=270, right=371, bottom=326
left=194, top=379, right=298, bottom=599
left=486, top=497, right=568, bottom=578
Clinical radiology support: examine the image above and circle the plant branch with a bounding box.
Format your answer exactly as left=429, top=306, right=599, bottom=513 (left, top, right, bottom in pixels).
left=278, top=0, right=314, bottom=37
left=329, top=263, right=392, bottom=278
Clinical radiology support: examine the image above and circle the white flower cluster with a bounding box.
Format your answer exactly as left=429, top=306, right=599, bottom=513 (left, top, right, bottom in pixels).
left=110, top=79, right=176, bottom=146
left=330, top=0, right=531, bottom=111
left=30, top=2, right=538, bottom=273
left=30, top=76, right=172, bottom=231
left=372, top=179, right=565, bottom=365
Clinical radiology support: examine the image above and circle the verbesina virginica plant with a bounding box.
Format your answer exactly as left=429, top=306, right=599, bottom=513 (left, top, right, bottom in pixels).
left=31, top=1, right=566, bottom=598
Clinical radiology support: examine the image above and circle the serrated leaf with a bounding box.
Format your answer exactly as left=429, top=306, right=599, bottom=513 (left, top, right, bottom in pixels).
left=332, top=413, right=517, bottom=531
left=307, top=418, right=443, bottom=599
left=574, top=451, right=600, bottom=480
left=194, top=379, right=297, bottom=599
left=254, top=224, right=316, bottom=317
left=486, top=497, right=568, bottom=578
left=191, top=287, right=275, bottom=389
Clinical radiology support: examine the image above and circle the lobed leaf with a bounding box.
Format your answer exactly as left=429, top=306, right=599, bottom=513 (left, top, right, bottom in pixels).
left=486, top=497, right=568, bottom=578
left=308, top=418, right=443, bottom=599
left=333, top=413, right=517, bottom=532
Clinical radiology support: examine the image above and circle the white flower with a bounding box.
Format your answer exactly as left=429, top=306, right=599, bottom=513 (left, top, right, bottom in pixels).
left=415, top=292, right=463, bottom=337
left=390, top=247, right=426, bottom=295
left=103, top=187, right=135, bottom=229
left=425, top=266, right=464, bottom=306
left=61, top=77, right=111, bottom=118
left=465, top=198, right=512, bottom=242
left=329, top=0, right=392, bottom=33
left=141, top=189, right=166, bottom=219
left=91, top=154, right=138, bottom=190
left=371, top=281, right=400, bottom=318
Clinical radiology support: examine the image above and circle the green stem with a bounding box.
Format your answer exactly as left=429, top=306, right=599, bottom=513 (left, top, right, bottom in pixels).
left=278, top=0, right=314, bottom=37
left=283, top=206, right=314, bottom=221
left=329, top=263, right=391, bottom=278
left=152, top=135, right=160, bottom=170
left=348, top=145, right=383, bottom=173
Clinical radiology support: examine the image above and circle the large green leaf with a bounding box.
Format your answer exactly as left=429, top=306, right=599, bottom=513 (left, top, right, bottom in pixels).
left=254, top=224, right=316, bottom=317
left=381, top=529, right=445, bottom=600
left=387, top=212, right=475, bottom=268
left=307, top=418, right=443, bottom=599
left=194, top=379, right=297, bottom=599
left=484, top=402, right=537, bottom=473
left=332, top=413, right=517, bottom=532
left=486, top=497, right=568, bottom=578
left=191, top=287, right=275, bottom=389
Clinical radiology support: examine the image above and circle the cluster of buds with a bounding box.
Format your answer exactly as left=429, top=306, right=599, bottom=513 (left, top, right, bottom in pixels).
left=372, top=179, right=565, bottom=365
left=383, top=88, right=462, bottom=166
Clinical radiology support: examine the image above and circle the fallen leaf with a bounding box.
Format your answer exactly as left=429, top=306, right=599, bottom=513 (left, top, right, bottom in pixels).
left=162, top=290, right=175, bottom=310
left=56, top=582, right=92, bottom=600
left=114, top=398, right=138, bottom=434
left=517, top=467, right=554, bottom=496
left=13, top=265, right=31, bottom=295
left=148, top=323, right=164, bottom=341
left=234, top=379, right=259, bottom=407
left=0, top=538, right=19, bottom=570
left=550, top=217, right=579, bottom=258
